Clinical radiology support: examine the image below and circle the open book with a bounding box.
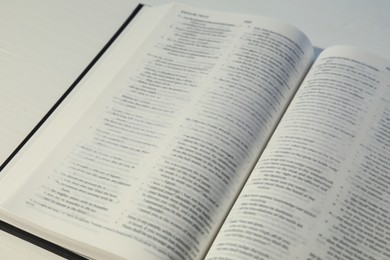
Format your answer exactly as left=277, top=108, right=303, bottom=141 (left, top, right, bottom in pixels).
left=1, top=2, right=390, bottom=259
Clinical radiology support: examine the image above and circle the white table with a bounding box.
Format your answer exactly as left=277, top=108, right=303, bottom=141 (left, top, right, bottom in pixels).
left=1, top=0, right=389, bottom=258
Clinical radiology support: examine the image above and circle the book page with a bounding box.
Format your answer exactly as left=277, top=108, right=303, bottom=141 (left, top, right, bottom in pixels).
left=0, top=3, right=313, bottom=260
left=206, top=46, right=390, bottom=259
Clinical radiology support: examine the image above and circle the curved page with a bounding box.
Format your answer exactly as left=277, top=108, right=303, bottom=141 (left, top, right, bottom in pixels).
left=0, top=3, right=313, bottom=259
left=206, top=46, right=390, bottom=260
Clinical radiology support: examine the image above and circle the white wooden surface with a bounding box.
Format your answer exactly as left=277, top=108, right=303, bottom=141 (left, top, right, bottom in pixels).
left=1, top=0, right=389, bottom=259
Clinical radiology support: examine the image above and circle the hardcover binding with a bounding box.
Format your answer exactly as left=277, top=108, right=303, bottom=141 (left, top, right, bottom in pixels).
left=0, top=3, right=144, bottom=259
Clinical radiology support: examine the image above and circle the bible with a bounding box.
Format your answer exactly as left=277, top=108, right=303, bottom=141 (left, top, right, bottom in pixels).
left=0, top=2, right=389, bottom=259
